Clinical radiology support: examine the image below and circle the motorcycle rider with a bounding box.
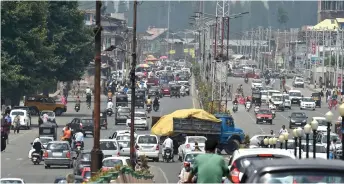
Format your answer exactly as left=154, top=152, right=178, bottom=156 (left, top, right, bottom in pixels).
left=74, top=131, right=84, bottom=149
left=75, top=96, right=81, bottom=109
left=107, top=98, right=114, bottom=112
left=146, top=96, right=152, bottom=109
left=32, top=137, right=44, bottom=158
left=162, top=136, right=174, bottom=162
left=233, top=97, right=238, bottom=104
left=179, top=162, right=194, bottom=183
left=153, top=96, right=159, bottom=110
left=85, top=87, right=92, bottom=108
left=180, top=84, right=186, bottom=95
left=62, top=125, right=72, bottom=146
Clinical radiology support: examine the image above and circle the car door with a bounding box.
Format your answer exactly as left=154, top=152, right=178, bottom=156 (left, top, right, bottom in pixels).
left=43, top=97, right=56, bottom=111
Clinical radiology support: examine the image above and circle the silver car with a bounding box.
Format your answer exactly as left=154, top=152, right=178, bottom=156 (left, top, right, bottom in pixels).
left=100, top=139, right=121, bottom=158
left=117, top=140, right=130, bottom=156
left=44, top=141, right=74, bottom=169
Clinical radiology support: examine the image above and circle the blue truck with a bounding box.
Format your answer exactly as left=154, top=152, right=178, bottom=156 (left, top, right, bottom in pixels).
left=172, top=113, right=245, bottom=154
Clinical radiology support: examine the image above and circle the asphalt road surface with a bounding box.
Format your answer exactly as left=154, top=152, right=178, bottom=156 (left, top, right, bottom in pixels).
left=227, top=77, right=339, bottom=137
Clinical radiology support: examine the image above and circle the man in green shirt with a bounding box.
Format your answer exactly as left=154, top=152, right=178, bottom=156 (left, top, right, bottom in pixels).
left=187, top=139, right=229, bottom=183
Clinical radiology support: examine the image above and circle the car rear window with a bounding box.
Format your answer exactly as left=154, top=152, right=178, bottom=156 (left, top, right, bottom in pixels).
left=188, top=137, right=206, bottom=143
left=100, top=141, right=117, bottom=150
left=102, top=159, right=123, bottom=167
left=185, top=154, right=202, bottom=163
left=81, top=119, right=93, bottom=125
left=11, top=111, right=25, bottom=116
left=46, top=143, right=69, bottom=150
left=118, top=141, right=130, bottom=148
left=235, top=155, right=291, bottom=171
left=82, top=153, right=91, bottom=160
left=40, top=138, right=53, bottom=144
left=138, top=136, right=157, bottom=144
left=116, top=135, right=130, bottom=141
left=259, top=171, right=344, bottom=183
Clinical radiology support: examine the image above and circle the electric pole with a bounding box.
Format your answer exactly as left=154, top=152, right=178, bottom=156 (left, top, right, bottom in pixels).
left=91, top=0, right=104, bottom=175
left=130, top=0, right=138, bottom=170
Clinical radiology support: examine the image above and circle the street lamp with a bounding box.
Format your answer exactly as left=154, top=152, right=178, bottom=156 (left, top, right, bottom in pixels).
left=283, top=132, right=289, bottom=150
left=272, top=137, right=277, bottom=148
left=304, top=124, right=312, bottom=158
left=338, top=103, right=344, bottom=160
left=293, top=128, right=299, bottom=157
left=297, top=127, right=303, bottom=159
left=311, top=120, right=319, bottom=159
left=279, top=134, right=284, bottom=149
left=263, top=138, right=269, bottom=148
left=325, top=111, right=334, bottom=159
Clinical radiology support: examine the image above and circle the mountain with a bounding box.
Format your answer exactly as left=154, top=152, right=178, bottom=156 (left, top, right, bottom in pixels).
left=78, top=1, right=318, bottom=34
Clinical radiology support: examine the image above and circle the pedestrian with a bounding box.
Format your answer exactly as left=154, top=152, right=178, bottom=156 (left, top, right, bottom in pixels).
left=66, top=173, right=75, bottom=183
left=330, top=138, right=338, bottom=159
left=186, top=139, right=229, bottom=183
left=13, top=115, right=20, bottom=134
left=279, top=125, right=288, bottom=135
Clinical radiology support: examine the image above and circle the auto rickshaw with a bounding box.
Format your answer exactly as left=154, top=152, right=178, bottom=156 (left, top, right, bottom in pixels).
left=252, top=90, right=262, bottom=106
left=311, top=92, right=321, bottom=107
left=115, top=94, right=128, bottom=107
left=170, top=85, right=181, bottom=98
left=39, top=123, right=57, bottom=140
left=135, top=92, right=145, bottom=108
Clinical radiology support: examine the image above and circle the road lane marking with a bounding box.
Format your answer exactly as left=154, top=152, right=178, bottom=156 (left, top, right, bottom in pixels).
left=8, top=130, right=34, bottom=142
left=150, top=165, right=169, bottom=183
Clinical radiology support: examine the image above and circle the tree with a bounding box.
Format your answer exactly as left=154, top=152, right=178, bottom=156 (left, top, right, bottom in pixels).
left=277, top=6, right=289, bottom=28
left=1, top=2, right=58, bottom=105
left=46, top=1, right=93, bottom=82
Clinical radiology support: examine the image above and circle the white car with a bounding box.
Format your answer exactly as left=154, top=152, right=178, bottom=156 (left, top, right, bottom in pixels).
left=267, top=90, right=280, bottom=100
left=126, top=111, right=149, bottom=130
left=293, top=77, right=305, bottom=88
left=260, top=90, right=268, bottom=103
left=228, top=148, right=296, bottom=183
left=117, top=140, right=131, bottom=156
left=182, top=151, right=205, bottom=168
left=127, top=89, right=132, bottom=102
left=135, top=134, right=159, bottom=162
left=109, top=130, right=137, bottom=139
left=102, top=156, right=130, bottom=170
left=0, top=178, right=25, bottom=184
left=312, top=117, right=327, bottom=132
left=251, top=79, right=263, bottom=89
left=289, top=90, right=302, bottom=104
left=10, top=109, right=31, bottom=129
left=300, top=97, right=316, bottom=110
left=271, top=93, right=285, bottom=111
left=178, top=136, right=206, bottom=161
left=249, top=134, right=275, bottom=148
left=282, top=94, right=291, bottom=109
left=99, top=139, right=121, bottom=158
left=28, top=136, right=54, bottom=159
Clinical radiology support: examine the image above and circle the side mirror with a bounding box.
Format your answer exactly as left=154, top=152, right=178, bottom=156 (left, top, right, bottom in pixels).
left=30, top=142, right=33, bottom=145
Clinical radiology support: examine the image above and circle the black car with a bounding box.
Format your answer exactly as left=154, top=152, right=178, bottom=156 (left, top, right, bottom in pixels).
left=115, top=107, right=130, bottom=125
left=68, top=118, right=85, bottom=135
left=73, top=150, right=91, bottom=175
left=91, top=110, right=108, bottom=129
left=81, top=119, right=94, bottom=137
left=289, top=112, right=307, bottom=129
left=147, top=86, right=162, bottom=98
left=240, top=159, right=344, bottom=183
left=54, top=175, right=84, bottom=183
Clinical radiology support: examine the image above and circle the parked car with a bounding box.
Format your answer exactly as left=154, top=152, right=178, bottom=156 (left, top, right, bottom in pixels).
left=289, top=112, right=307, bottom=129
left=102, top=156, right=130, bottom=171
left=10, top=109, right=31, bottom=129
left=73, top=150, right=91, bottom=175
left=178, top=136, right=207, bottom=161
left=99, top=139, right=121, bottom=158
left=38, top=110, right=56, bottom=125
left=44, top=141, right=75, bottom=169
left=135, top=134, right=160, bottom=162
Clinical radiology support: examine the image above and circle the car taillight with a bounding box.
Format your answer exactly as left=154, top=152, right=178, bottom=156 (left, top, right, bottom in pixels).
left=66, top=151, right=71, bottom=158
left=117, top=152, right=120, bottom=156
left=43, top=151, right=48, bottom=158
left=156, top=145, right=159, bottom=150
left=186, top=144, right=190, bottom=149
left=230, top=163, right=240, bottom=184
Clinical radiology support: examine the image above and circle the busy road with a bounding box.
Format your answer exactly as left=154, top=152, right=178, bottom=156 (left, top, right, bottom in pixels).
left=0, top=92, right=194, bottom=183
left=228, top=77, right=339, bottom=137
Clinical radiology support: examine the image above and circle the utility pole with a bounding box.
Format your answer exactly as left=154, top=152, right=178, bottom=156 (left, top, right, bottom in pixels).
left=91, top=0, right=103, bottom=175
left=166, top=1, right=170, bottom=58
left=274, top=29, right=279, bottom=70
left=130, top=0, right=138, bottom=170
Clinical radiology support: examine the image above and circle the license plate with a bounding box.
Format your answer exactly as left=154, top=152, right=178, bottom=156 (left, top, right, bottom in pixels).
left=296, top=123, right=301, bottom=124
left=263, top=120, right=266, bottom=123
left=77, top=146, right=81, bottom=149
left=85, top=131, right=92, bottom=133
left=53, top=152, right=63, bottom=157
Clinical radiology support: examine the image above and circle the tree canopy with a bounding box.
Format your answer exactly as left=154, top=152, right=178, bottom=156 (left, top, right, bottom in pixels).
left=1, top=1, right=93, bottom=103
left=277, top=6, right=289, bottom=27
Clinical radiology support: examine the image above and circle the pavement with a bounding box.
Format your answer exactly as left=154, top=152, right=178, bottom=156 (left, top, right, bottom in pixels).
left=0, top=80, right=213, bottom=183
left=226, top=77, right=340, bottom=138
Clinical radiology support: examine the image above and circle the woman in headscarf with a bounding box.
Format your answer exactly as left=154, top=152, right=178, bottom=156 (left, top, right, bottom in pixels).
left=32, top=137, right=44, bottom=158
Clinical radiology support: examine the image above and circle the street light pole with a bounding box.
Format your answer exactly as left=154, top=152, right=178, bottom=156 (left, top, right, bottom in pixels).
left=91, top=0, right=104, bottom=175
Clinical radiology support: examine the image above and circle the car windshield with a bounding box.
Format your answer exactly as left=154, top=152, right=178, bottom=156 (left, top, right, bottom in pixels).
left=315, top=119, right=328, bottom=126
left=40, top=138, right=53, bottom=144
left=269, top=92, right=279, bottom=96
left=135, top=113, right=146, bottom=118
left=296, top=79, right=303, bottom=82
left=188, top=137, right=206, bottom=143
left=302, top=98, right=314, bottom=102
left=82, top=153, right=91, bottom=160
left=322, top=134, right=341, bottom=144
left=118, top=108, right=130, bottom=113
left=259, top=171, right=344, bottom=183
left=235, top=155, right=290, bottom=171
left=138, top=136, right=157, bottom=144
left=41, top=111, right=54, bottom=116
left=258, top=109, right=271, bottom=114
left=11, top=111, right=24, bottom=116
left=46, top=143, right=69, bottom=150
left=0, top=180, right=23, bottom=184
left=185, top=153, right=202, bottom=162
left=117, top=141, right=130, bottom=148
left=290, top=92, right=302, bottom=97
left=253, top=80, right=262, bottom=83
left=100, top=141, right=117, bottom=150
left=81, top=119, right=93, bottom=125
left=116, top=135, right=130, bottom=141
left=291, top=113, right=306, bottom=118
left=272, top=96, right=282, bottom=101
left=102, top=159, right=123, bottom=167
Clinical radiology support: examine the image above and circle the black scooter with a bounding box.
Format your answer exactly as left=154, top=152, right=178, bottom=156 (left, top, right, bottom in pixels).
left=163, top=148, right=173, bottom=162
left=153, top=104, right=159, bottom=112
left=75, top=104, right=80, bottom=112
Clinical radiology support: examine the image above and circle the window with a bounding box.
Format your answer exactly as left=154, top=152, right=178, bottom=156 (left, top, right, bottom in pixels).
left=289, top=92, right=302, bottom=97
left=102, top=159, right=123, bottom=167
left=302, top=98, right=314, bottom=102
left=137, top=136, right=157, bottom=144
left=291, top=113, right=306, bottom=118
left=118, top=141, right=130, bottom=148
left=259, top=171, right=344, bottom=183
left=116, top=135, right=130, bottom=141
left=188, top=137, right=206, bottom=143
left=40, top=111, right=55, bottom=117
left=11, top=111, right=24, bottom=116
left=46, top=143, right=69, bottom=150
left=100, top=141, right=117, bottom=150
left=40, top=138, right=53, bottom=145
left=0, top=180, right=23, bottom=184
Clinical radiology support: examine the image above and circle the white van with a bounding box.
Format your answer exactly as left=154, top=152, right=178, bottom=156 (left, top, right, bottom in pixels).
left=267, top=90, right=280, bottom=100
left=261, top=90, right=268, bottom=103
left=289, top=90, right=302, bottom=104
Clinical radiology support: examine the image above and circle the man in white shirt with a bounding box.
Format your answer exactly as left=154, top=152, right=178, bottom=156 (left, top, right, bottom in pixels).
left=279, top=125, right=288, bottom=135
left=107, top=99, right=114, bottom=112
left=74, top=131, right=84, bottom=148
left=85, top=87, right=92, bottom=95
left=162, top=136, right=174, bottom=161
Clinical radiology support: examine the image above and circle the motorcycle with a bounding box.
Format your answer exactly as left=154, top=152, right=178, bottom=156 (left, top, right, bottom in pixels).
left=232, top=103, right=238, bottom=113
left=75, top=141, right=83, bottom=151
left=185, top=88, right=190, bottom=96
left=271, top=110, right=276, bottom=119
left=86, top=101, right=91, bottom=109
left=31, top=152, right=41, bottom=165
left=163, top=148, right=173, bottom=162
left=244, top=78, right=248, bottom=84
left=146, top=105, right=152, bottom=113
left=180, top=90, right=186, bottom=97
left=153, top=104, right=159, bottom=112
left=106, top=108, right=113, bottom=116
left=245, top=102, right=251, bottom=112
left=75, top=104, right=80, bottom=112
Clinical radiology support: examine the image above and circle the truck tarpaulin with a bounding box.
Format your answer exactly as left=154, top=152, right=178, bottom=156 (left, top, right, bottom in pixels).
left=151, top=109, right=220, bottom=136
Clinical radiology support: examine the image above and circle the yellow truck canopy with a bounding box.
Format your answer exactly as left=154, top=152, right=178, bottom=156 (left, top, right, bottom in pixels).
left=151, top=109, right=221, bottom=136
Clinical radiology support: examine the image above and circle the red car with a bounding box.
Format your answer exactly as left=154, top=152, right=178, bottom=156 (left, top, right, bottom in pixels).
left=147, top=77, right=159, bottom=86
left=256, top=108, right=273, bottom=124
left=81, top=167, right=91, bottom=182
left=161, top=85, right=170, bottom=96
left=245, top=72, right=260, bottom=79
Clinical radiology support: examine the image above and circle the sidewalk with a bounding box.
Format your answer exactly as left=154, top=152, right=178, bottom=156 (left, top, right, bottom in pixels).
left=191, top=75, right=201, bottom=109
left=285, top=84, right=322, bottom=93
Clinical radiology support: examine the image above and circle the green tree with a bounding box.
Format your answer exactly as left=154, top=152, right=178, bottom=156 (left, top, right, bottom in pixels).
left=1, top=2, right=58, bottom=105
left=277, top=6, right=289, bottom=28
left=46, top=1, right=93, bottom=82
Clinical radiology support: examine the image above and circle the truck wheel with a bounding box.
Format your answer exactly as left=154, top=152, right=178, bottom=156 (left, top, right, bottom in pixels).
left=225, top=139, right=240, bottom=155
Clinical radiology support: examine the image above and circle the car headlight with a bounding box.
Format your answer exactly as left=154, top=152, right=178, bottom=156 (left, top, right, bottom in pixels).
left=291, top=120, right=295, bottom=123
left=302, top=120, right=306, bottom=123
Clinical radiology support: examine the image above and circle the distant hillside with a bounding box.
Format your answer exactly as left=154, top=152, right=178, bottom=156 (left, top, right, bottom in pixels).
left=78, top=1, right=318, bottom=34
